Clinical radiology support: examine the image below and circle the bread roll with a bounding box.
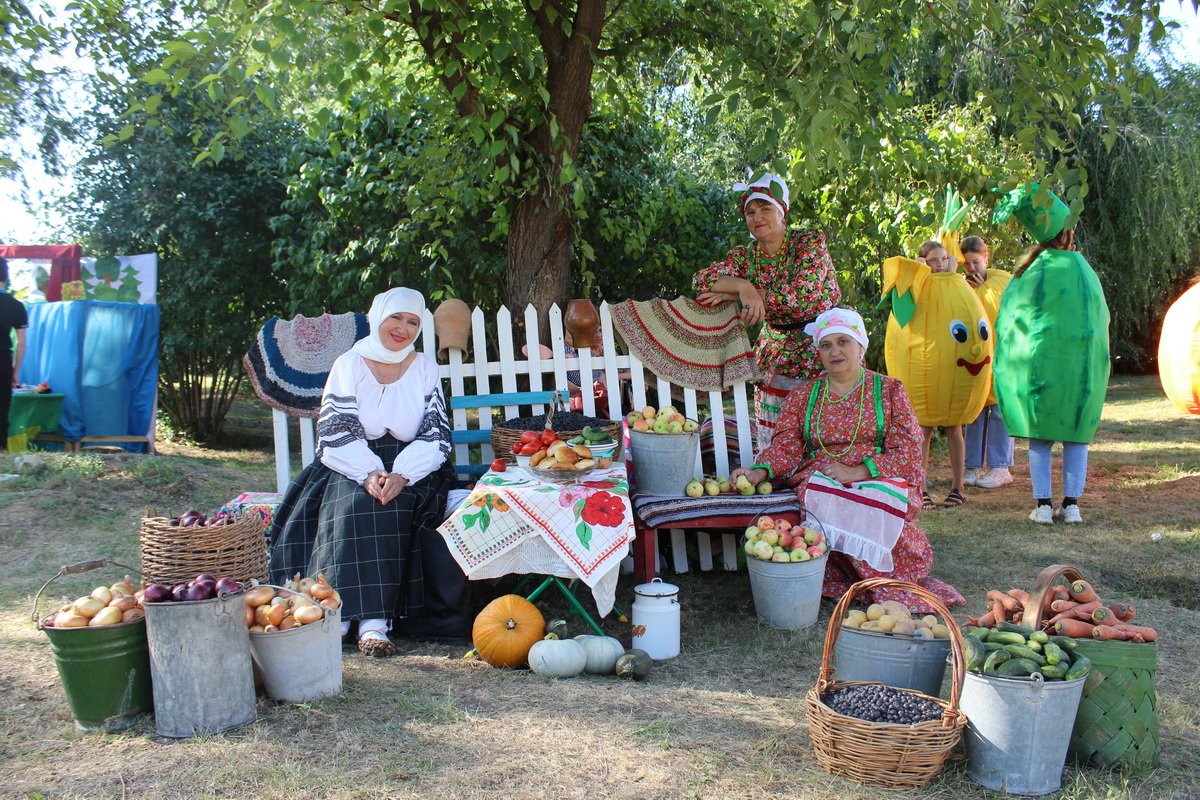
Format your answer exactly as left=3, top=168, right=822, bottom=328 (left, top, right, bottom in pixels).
left=530, top=450, right=548, bottom=466
left=556, top=447, right=580, bottom=465
left=572, top=444, right=592, bottom=457
left=574, top=458, right=596, bottom=470
left=547, top=440, right=569, bottom=458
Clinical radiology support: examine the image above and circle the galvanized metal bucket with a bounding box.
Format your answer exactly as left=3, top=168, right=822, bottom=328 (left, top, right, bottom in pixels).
left=33, top=559, right=153, bottom=732
left=960, top=670, right=1086, bottom=795
left=143, top=591, right=256, bottom=738
left=249, top=604, right=342, bottom=703
left=628, top=429, right=700, bottom=496
left=745, top=553, right=826, bottom=630
left=834, top=626, right=951, bottom=697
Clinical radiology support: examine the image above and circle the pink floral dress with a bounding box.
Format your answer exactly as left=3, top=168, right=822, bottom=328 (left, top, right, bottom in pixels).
left=693, top=227, right=842, bottom=447
left=753, top=370, right=965, bottom=612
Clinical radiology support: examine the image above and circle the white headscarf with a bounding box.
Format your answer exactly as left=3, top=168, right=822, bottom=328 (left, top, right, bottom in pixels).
left=804, top=307, right=869, bottom=359
left=350, top=287, right=426, bottom=364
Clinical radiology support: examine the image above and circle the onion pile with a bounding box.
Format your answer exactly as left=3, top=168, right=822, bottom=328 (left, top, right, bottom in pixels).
left=244, top=573, right=340, bottom=633
left=166, top=508, right=234, bottom=527
left=44, top=576, right=146, bottom=628
left=142, top=573, right=243, bottom=604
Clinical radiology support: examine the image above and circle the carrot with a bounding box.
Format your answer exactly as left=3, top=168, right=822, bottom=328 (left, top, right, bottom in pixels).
left=1093, top=625, right=1130, bottom=641
left=1052, top=585, right=1071, bottom=603
left=1054, top=618, right=1097, bottom=638
left=1113, top=623, right=1158, bottom=643
left=977, top=610, right=997, bottom=628
left=1006, top=589, right=1030, bottom=604
left=1050, top=599, right=1079, bottom=613
left=1068, top=600, right=1103, bottom=619
left=1069, top=579, right=1099, bottom=604
left=988, top=590, right=1022, bottom=613
left=1110, top=603, right=1136, bottom=622
left=1091, top=607, right=1121, bottom=626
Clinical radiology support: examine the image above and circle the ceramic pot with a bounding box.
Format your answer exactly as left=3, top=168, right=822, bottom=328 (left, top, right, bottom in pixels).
left=564, top=299, right=600, bottom=349
left=433, top=299, right=471, bottom=359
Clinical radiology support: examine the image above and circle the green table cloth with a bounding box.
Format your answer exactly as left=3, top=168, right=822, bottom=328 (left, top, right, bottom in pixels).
left=7, top=393, right=65, bottom=453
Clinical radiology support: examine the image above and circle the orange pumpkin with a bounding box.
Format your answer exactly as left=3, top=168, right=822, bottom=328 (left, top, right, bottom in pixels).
left=472, top=594, right=546, bottom=668
left=1158, top=281, right=1200, bottom=415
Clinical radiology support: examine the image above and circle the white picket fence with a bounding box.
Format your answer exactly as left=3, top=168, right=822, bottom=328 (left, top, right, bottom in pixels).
left=268, top=301, right=760, bottom=573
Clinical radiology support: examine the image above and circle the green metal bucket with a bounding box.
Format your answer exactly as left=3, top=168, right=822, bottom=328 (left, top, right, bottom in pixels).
left=33, top=559, right=153, bottom=733
left=41, top=617, right=154, bottom=732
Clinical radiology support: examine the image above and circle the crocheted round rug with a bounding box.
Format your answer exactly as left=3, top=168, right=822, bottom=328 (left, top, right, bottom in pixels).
left=243, top=312, right=369, bottom=417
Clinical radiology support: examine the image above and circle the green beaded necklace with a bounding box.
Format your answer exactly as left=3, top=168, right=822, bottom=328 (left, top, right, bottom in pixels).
left=812, top=369, right=868, bottom=460
left=746, top=228, right=790, bottom=283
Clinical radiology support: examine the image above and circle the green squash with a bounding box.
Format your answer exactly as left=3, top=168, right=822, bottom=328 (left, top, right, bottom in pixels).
left=615, top=649, right=653, bottom=681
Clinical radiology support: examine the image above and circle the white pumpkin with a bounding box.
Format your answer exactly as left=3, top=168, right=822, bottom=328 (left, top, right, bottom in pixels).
left=575, top=635, right=625, bottom=674
left=527, top=639, right=587, bottom=678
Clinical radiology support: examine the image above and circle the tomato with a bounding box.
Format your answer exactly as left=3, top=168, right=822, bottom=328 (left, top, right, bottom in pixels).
left=519, top=430, right=541, bottom=444
left=511, top=441, right=523, bottom=454
left=540, top=429, right=558, bottom=446
left=490, top=458, right=507, bottom=472
left=519, top=442, right=541, bottom=456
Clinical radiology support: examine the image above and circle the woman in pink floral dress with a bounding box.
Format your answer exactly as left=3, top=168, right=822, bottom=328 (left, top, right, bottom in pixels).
left=732, top=308, right=964, bottom=612
left=693, top=172, right=842, bottom=449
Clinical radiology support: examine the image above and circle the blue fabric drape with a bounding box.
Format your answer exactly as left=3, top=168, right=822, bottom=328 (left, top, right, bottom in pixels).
left=18, top=300, right=159, bottom=451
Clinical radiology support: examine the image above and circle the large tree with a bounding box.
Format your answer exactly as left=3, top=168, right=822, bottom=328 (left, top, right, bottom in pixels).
left=123, top=0, right=1169, bottom=317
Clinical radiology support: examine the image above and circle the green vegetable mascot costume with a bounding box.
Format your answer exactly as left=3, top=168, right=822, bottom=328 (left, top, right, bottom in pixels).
left=992, top=183, right=1110, bottom=524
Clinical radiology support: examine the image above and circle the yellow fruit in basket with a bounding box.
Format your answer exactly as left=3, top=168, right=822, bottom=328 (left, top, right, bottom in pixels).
left=866, top=603, right=886, bottom=621
left=91, top=586, right=113, bottom=605
left=89, top=606, right=123, bottom=627
left=74, top=596, right=105, bottom=618
left=876, top=614, right=896, bottom=632
left=930, top=624, right=951, bottom=639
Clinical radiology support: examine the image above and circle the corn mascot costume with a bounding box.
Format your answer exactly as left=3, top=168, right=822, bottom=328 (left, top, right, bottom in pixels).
left=991, top=183, right=1110, bottom=442
left=880, top=256, right=994, bottom=426
left=1157, top=281, right=1200, bottom=415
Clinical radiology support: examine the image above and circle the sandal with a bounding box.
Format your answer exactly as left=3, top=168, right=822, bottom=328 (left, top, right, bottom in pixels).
left=942, top=488, right=966, bottom=509
left=357, top=632, right=397, bottom=658
left=922, top=491, right=938, bottom=510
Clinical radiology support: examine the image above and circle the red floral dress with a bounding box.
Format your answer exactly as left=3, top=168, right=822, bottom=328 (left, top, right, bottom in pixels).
left=693, top=227, right=842, bottom=446
left=754, top=370, right=965, bottom=612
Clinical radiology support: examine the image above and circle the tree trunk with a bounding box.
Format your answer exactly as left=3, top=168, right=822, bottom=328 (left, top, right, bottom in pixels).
left=505, top=186, right=573, bottom=327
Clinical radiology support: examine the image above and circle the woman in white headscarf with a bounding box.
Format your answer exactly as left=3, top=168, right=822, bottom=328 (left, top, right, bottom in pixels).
left=270, top=288, right=469, bottom=656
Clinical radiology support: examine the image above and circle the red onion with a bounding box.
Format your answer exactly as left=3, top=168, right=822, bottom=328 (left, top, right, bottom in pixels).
left=170, top=584, right=189, bottom=602
left=185, top=582, right=214, bottom=601
left=214, top=577, right=242, bottom=595
left=142, top=584, right=172, bottom=603
left=194, top=573, right=217, bottom=584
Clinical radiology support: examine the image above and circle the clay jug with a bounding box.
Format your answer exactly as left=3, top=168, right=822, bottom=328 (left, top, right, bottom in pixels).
left=564, top=299, right=600, bottom=349
left=433, top=299, right=471, bottom=359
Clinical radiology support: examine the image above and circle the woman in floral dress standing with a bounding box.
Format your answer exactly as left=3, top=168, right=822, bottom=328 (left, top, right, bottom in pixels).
left=731, top=308, right=964, bottom=612
left=693, top=172, right=842, bottom=449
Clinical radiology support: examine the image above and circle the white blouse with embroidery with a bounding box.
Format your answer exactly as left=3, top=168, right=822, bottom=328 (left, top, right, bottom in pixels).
left=316, top=351, right=451, bottom=485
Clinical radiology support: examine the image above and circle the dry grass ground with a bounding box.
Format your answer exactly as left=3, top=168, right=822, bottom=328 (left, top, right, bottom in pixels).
left=0, top=375, right=1197, bottom=800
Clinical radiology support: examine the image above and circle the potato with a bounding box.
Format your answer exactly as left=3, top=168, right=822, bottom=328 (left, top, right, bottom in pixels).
left=880, top=600, right=912, bottom=619
left=876, top=614, right=896, bottom=632
left=842, top=618, right=862, bottom=628
left=892, top=618, right=916, bottom=636
left=847, top=609, right=868, bottom=624
left=866, top=604, right=886, bottom=621
left=921, top=614, right=939, bottom=628
left=930, top=624, right=951, bottom=639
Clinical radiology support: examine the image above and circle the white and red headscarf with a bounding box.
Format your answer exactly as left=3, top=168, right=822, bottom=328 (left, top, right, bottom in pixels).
left=733, top=171, right=790, bottom=217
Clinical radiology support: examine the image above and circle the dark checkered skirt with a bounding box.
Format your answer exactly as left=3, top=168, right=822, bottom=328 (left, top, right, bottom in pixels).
left=269, top=435, right=457, bottom=625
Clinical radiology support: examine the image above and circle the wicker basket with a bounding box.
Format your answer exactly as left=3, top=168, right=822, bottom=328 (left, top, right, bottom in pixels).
left=1021, top=564, right=1159, bottom=769
left=804, top=577, right=968, bottom=789
left=491, top=398, right=621, bottom=465
left=139, top=514, right=269, bottom=586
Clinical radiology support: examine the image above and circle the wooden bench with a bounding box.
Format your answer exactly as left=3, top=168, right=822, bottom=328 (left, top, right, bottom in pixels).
left=265, top=301, right=765, bottom=578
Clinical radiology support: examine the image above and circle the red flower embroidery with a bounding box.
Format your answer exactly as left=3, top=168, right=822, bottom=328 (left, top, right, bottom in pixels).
left=580, top=491, right=625, bottom=527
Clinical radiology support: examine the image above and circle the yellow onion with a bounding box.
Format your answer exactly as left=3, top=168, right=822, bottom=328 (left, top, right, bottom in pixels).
left=90, top=606, right=123, bottom=627
left=244, top=602, right=256, bottom=628
left=287, top=593, right=315, bottom=609
left=264, top=624, right=280, bottom=633
left=249, top=624, right=265, bottom=633
left=293, top=605, right=324, bottom=625
left=283, top=572, right=304, bottom=592
left=266, top=604, right=287, bottom=627
left=122, top=608, right=145, bottom=622
left=309, top=582, right=334, bottom=601
left=74, top=596, right=106, bottom=619
left=243, top=586, right=276, bottom=608
left=57, top=613, right=90, bottom=628
left=298, top=577, right=317, bottom=593
left=279, top=615, right=297, bottom=630
left=91, top=586, right=113, bottom=605
left=254, top=604, right=272, bottom=627
left=319, top=596, right=341, bottom=611
left=109, top=594, right=137, bottom=612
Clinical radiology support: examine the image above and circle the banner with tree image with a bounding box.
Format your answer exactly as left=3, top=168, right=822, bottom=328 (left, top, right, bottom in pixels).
left=78, top=254, right=157, bottom=304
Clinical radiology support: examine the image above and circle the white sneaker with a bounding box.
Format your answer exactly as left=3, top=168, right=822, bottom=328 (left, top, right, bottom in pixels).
left=963, top=468, right=979, bottom=487
left=1029, top=505, right=1054, bottom=524
left=976, top=467, right=1014, bottom=489
left=1061, top=504, right=1083, bottom=523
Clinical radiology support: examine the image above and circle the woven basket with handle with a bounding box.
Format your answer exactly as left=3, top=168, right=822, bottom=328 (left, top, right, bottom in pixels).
left=804, top=577, right=968, bottom=789
left=139, top=513, right=269, bottom=587
left=1020, top=564, right=1159, bottom=769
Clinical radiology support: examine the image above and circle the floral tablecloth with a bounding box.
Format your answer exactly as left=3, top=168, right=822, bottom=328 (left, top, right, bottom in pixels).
left=437, top=466, right=632, bottom=616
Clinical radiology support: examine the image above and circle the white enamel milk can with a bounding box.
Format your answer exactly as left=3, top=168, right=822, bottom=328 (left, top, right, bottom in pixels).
left=631, top=578, right=680, bottom=659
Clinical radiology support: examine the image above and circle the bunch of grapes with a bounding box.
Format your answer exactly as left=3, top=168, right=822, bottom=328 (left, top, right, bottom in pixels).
left=502, top=412, right=611, bottom=431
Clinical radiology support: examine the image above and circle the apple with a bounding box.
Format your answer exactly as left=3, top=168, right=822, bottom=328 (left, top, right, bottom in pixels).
left=626, top=411, right=642, bottom=426
left=744, top=539, right=759, bottom=555
left=777, top=519, right=792, bottom=532
left=758, top=515, right=776, bottom=531
left=704, top=479, right=720, bottom=496
left=772, top=553, right=791, bottom=563
left=652, top=418, right=670, bottom=433
left=685, top=479, right=705, bottom=498
left=718, top=476, right=732, bottom=493
left=751, top=540, right=774, bottom=560
left=659, top=405, right=678, bottom=418
left=744, top=525, right=760, bottom=539
left=756, top=481, right=773, bottom=494
left=803, top=527, right=823, bottom=546
left=641, top=405, right=657, bottom=420
left=632, top=418, right=650, bottom=432
left=777, top=531, right=793, bottom=548
left=792, top=549, right=811, bottom=562
left=667, top=421, right=684, bottom=433
left=760, top=530, right=779, bottom=546
left=807, top=545, right=825, bottom=558
left=683, top=419, right=700, bottom=432
left=790, top=538, right=807, bottom=551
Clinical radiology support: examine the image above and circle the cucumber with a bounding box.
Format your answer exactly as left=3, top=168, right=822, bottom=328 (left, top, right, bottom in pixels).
left=963, top=635, right=987, bottom=672
left=1049, top=635, right=1079, bottom=652
left=1003, top=644, right=1048, bottom=666
left=1063, top=656, right=1093, bottom=681
left=1039, top=663, right=1069, bottom=680
left=966, top=626, right=992, bottom=640
left=1043, top=642, right=1066, bottom=666
left=1029, top=630, right=1049, bottom=644
left=1026, top=639, right=1043, bottom=652
left=997, top=620, right=1036, bottom=637
left=997, top=657, right=1041, bottom=677
left=983, top=641, right=1005, bottom=652
left=988, top=631, right=1028, bottom=646
left=983, top=649, right=1012, bottom=674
